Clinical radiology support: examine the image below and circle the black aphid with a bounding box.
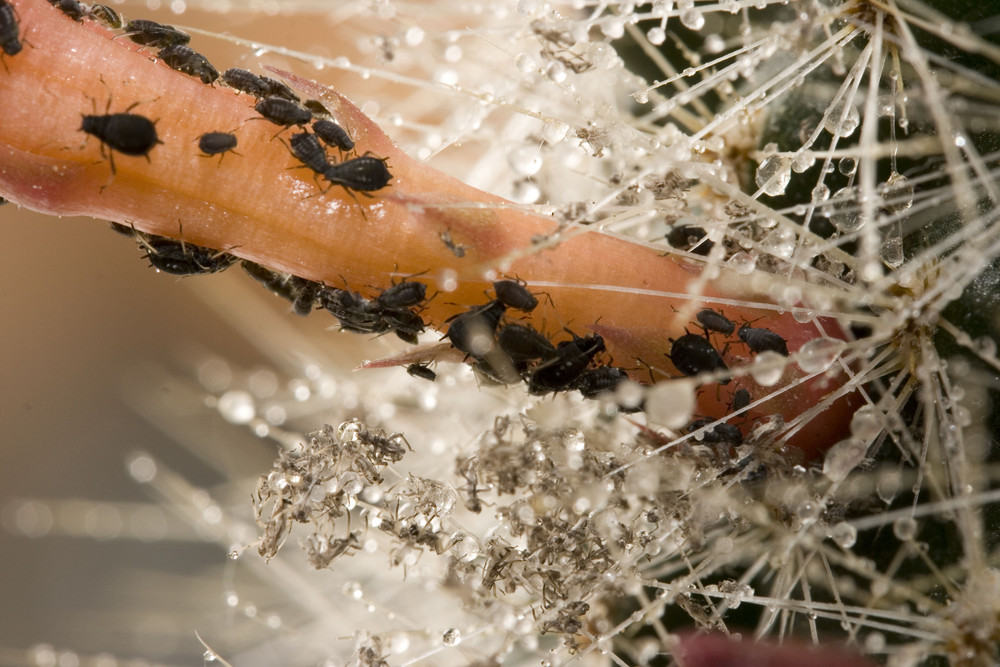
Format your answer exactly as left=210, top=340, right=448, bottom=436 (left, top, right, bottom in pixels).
left=377, top=280, right=426, bottom=310
left=573, top=366, right=629, bottom=399
left=89, top=3, right=123, bottom=28
left=493, top=279, right=538, bottom=312
left=323, top=154, right=392, bottom=193
left=49, top=0, right=86, bottom=21
left=737, top=324, right=789, bottom=356
left=666, top=225, right=714, bottom=256
left=260, top=75, right=300, bottom=102
left=0, top=0, right=23, bottom=57
left=312, top=119, right=354, bottom=152
left=497, top=323, right=556, bottom=362
left=288, top=132, right=329, bottom=174
left=669, top=333, right=729, bottom=382
left=123, top=19, right=190, bottom=48
left=445, top=300, right=507, bottom=358
left=241, top=260, right=319, bottom=315
left=221, top=68, right=268, bottom=97
left=407, top=364, right=436, bottom=381
left=528, top=333, right=606, bottom=395
left=382, top=308, right=425, bottom=344
left=303, top=99, right=331, bottom=117
left=255, top=97, right=312, bottom=127
left=696, top=308, right=735, bottom=336
left=688, top=418, right=743, bottom=446
left=0, top=196, right=6, bottom=204
left=730, top=388, right=751, bottom=412
left=143, top=236, right=237, bottom=275
left=158, top=44, right=219, bottom=84
left=198, top=131, right=238, bottom=160
left=81, top=101, right=162, bottom=175
left=320, top=287, right=389, bottom=334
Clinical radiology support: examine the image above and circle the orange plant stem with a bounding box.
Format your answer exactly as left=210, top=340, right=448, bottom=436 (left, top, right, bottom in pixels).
left=0, top=0, right=859, bottom=458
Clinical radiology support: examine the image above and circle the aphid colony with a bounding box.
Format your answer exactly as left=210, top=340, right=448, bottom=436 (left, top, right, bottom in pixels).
left=6, top=1, right=393, bottom=197
left=443, top=281, right=638, bottom=408
left=667, top=308, right=791, bottom=447
left=11, top=0, right=795, bottom=435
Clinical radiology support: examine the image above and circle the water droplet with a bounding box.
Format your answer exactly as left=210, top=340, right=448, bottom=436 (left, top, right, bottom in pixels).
left=217, top=390, right=255, bottom=424
left=405, top=26, right=425, bottom=46
left=508, top=146, right=542, bottom=176
left=838, top=157, right=857, bottom=176
left=755, top=156, right=791, bottom=196
left=892, top=516, right=917, bottom=541
left=880, top=235, right=903, bottom=269
left=562, top=428, right=586, bottom=451
left=343, top=581, right=363, bottom=599
left=442, top=628, right=462, bottom=646
left=796, top=337, right=844, bottom=373
left=796, top=500, right=821, bottom=522
left=542, top=119, right=569, bottom=143
left=850, top=406, right=881, bottom=441
left=516, top=0, right=538, bottom=16
left=451, top=533, right=480, bottom=561
left=830, top=521, right=857, bottom=548
left=823, top=101, right=860, bottom=137
left=749, top=351, right=786, bottom=386
left=829, top=187, right=862, bottom=232
left=633, top=89, right=649, bottom=104
left=680, top=8, right=705, bottom=30
left=881, top=172, right=913, bottom=214
left=646, top=26, right=666, bottom=45
left=792, top=151, right=814, bottom=173
left=823, top=438, right=866, bottom=482
left=545, top=61, right=567, bottom=83
left=727, top=252, right=757, bottom=274
left=645, top=379, right=696, bottom=429
left=761, top=228, right=795, bottom=258
left=204, top=650, right=217, bottom=662
left=514, top=52, right=536, bottom=72
left=601, top=16, right=625, bottom=38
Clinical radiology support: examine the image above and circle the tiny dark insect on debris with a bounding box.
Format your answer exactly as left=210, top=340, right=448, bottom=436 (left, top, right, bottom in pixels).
left=80, top=95, right=162, bottom=178
left=440, top=229, right=465, bottom=257
left=288, top=132, right=329, bottom=174
left=738, top=324, right=789, bottom=356
left=688, top=418, right=743, bottom=446
left=0, top=196, right=6, bottom=205
left=123, top=19, right=190, bottom=48
left=669, top=333, right=729, bottom=383
left=48, top=0, right=86, bottom=21
left=696, top=308, right=735, bottom=336
left=406, top=363, right=436, bottom=381
left=730, top=388, right=751, bottom=412
left=158, top=44, right=219, bottom=84
left=528, top=333, right=605, bottom=395
left=89, top=3, right=123, bottom=28
left=221, top=67, right=268, bottom=97
left=445, top=300, right=507, bottom=358
left=323, top=154, right=393, bottom=194
left=666, top=225, right=714, bottom=256
left=255, top=97, right=312, bottom=128
left=376, top=280, right=426, bottom=310
left=312, top=119, right=354, bottom=153
left=493, top=279, right=539, bottom=312
left=198, top=131, right=238, bottom=161
left=260, top=75, right=300, bottom=102
left=0, top=0, right=23, bottom=58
